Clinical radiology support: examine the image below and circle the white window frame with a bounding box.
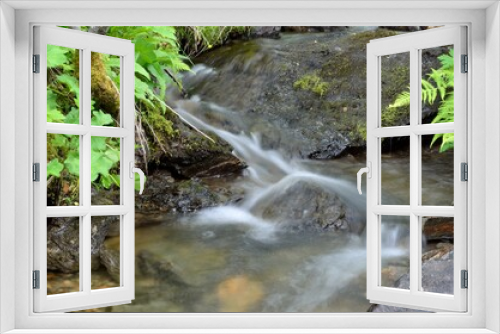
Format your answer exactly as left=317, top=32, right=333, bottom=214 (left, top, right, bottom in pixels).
left=33, top=26, right=136, bottom=313
left=1, top=1, right=499, bottom=333
left=365, top=26, right=468, bottom=312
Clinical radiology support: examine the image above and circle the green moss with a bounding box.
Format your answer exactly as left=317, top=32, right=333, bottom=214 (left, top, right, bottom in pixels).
left=293, top=73, right=330, bottom=97
left=144, top=110, right=176, bottom=138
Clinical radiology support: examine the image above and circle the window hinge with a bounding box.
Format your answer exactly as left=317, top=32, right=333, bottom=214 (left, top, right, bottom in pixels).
left=461, top=54, right=468, bottom=73
left=33, top=270, right=40, bottom=289
left=461, top=162, right=468, bottom=181
left=33, top=163, right=40, bottom=182
left=461, top=270, right=468, bottom=289
left=33, top=54, right=40, bottom=73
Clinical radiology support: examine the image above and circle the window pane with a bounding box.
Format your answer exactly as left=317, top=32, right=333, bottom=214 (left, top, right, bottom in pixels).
left=421, top=134, right=454, bottom=206
left=421, top=216, right=454, bottom=294
left=381, top=136, right=410, bottom=205
left=380, top=52, right=410, bottom=127
left=421, top=45, right=454, bottom=124
left=47, top=45, right=80, bottom=124
left=91, top=137, right=121, bottom=205
left=47, top=134, right=80, bottom=206
left=92, top=216, right=121, bottom=290
left=47, top=217, right=80, bottom=295
left=91, top=52, right=120, bottom=127
left=380, top=215, right=410, bottom=289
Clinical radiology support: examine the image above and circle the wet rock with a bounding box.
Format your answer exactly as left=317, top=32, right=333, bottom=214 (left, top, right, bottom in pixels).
left=135, top=172, right=243, bottom=214
left=252, top=180, right=363, bottom=234
left=136, top=250, right=186, bottom=286
left=47, top=216, right=111, bottom=273
left=144, top=111, right=246, bottom=179
left=368, top=247, right=454, bottom=312
left=379, top=26, right=424, bottom=32
left=216, top=275, right=264, bottom=312
left=282, top=26, right=348, bottom=33
left=252, top=26, right=281, bottom=39
left=423, top=217, right=454, bottom=242
left=99, top=236, right=121, bottom=282
left=189, top=28, right=446, bottom=158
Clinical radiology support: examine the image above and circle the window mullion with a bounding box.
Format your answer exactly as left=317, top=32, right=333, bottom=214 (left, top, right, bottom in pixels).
left=409, top=47, right=420, bottom=294
left=81, top=48, right=92, bottom=295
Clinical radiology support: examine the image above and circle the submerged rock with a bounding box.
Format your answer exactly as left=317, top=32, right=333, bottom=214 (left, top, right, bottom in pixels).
left=216, top=275, right=264, bottom=312
left=252, top=180, right=363, bottom=234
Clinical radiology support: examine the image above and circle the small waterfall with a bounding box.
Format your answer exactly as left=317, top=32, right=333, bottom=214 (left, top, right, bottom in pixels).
left=173, top=72, right=408, bottom=310
left=176, top=103, right=367, bottom=238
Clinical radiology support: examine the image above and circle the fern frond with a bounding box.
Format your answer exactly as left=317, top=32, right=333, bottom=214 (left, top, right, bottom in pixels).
left=388, top=91, right=410, bottom=109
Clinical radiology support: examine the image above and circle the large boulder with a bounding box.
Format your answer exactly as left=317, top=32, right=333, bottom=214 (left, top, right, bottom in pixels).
left=47, top=216, right=112, bottom=273
left=251, top=179, right=363, bottom=234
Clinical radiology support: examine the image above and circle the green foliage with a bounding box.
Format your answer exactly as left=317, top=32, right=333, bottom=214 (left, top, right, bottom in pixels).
left=389, top=49, right=455, bottom=152
left=46, top=45, right=121, bottom=192
left=107, top=26, right=189, bottom=116
left=48, top=26, right=249, bottom=197
left=293, top=73, right=330, bottom=97
left=176, top=26, right=253, bottom=58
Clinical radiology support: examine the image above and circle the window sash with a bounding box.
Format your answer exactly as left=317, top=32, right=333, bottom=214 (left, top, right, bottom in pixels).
left=32, top=26, right=136, bottom=313
left=366, top=26, right=468, bottom=312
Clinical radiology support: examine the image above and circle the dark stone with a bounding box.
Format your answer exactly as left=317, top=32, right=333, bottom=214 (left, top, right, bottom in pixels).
left=281, top=26, right=348, bottom=33
left=47, top=216, right=112, bottom=273
left=379, top=26, right=423, bottom=32
left=99, top=238, right=120, bottom=282
left=252, top=26, right=282, bottom=39
left=146, top=113, right=247, bottom=179
left=135, top=172, right=244, bottom=214
left=251, top=179, right=364, bottom=234
left=368, top=249, right=454, bottom=312
left=189, top=27, right=443, bottom=159
left=423, top=217, right=454, bottom=242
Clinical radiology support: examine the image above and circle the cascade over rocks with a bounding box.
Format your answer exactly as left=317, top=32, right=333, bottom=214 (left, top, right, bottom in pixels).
left=188, top=28, right=446, bottom=159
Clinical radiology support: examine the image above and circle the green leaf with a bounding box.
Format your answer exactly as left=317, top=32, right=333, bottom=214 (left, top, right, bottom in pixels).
left=65, top=107, right=80, bottom=125
left=388, top=91, right=410, bottom=109
left=91, top=110, right=114, bottom=126
left=47, top=159, right=64, bottom=177
left=46, top=90, right=65, bottom=123
left=91, top=150, right=115, bottom=181
left=135, top=63, right=151, bottom=80
left=47, top=45, right=70, bottom=69
left=64, top=152, right=80, bottom=176
left=57, top=74, right=80, bottom=100
left=51, top=134, right=69, bottom=148
left=91, top=136, right=107, bottom=151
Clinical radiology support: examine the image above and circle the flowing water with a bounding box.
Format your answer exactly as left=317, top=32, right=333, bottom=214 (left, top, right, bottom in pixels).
left=106, top=30, right=453, bottom=313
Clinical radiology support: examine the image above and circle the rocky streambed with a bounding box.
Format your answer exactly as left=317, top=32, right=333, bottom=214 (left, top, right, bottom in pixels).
left=46, top=27, right=455, bottom=313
